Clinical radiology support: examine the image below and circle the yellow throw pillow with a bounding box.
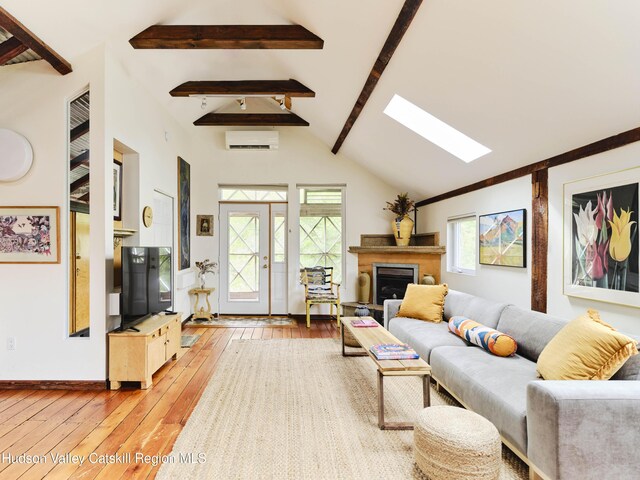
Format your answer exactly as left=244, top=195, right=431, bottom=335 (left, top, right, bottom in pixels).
left=537, top=309, right=639, bottom=380
left=397, top=284, right=448, bottom=323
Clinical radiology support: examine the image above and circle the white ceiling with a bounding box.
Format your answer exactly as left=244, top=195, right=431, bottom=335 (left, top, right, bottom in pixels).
left=3, top=0, right=640, bottom=200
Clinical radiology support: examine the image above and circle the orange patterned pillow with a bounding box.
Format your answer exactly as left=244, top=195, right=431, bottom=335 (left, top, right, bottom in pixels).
left=448, top=316, right=517, bottom=357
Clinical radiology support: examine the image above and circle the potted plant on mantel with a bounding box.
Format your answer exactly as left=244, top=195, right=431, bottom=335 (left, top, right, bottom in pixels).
left=384, top=193, right=416, bottom=246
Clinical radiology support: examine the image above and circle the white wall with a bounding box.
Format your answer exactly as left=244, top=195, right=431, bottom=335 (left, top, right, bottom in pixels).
left=0, top=47, right=108, bottom=381
left=417, top=177, right=532, bottom=308
left=548, top=142, right=640, bottom=334
left=418, top=144, right=640, bottom=335
left=104, top=48, right=205, bottom=327
left=104, top=48, right=399, bottom=316
left=189, top=128, right=399, bottom=314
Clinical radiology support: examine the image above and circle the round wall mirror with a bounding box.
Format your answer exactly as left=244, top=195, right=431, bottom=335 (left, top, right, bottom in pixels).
left=0, top=128, right=33, bottom=182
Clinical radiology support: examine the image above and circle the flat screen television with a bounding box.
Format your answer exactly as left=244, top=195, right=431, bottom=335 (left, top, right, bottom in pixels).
left=120, top=246, right=173, bottom=331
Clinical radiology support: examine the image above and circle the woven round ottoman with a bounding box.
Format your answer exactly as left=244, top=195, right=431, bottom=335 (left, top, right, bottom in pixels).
left=414, top=406, right=501, bottom=480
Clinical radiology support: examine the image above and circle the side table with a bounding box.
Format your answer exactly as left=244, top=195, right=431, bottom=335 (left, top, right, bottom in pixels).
left=188, top=287, right=215, bottom=321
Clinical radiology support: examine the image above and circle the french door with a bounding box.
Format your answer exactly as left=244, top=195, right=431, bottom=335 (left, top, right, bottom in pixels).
left=220, top=203, right=287, bottom=315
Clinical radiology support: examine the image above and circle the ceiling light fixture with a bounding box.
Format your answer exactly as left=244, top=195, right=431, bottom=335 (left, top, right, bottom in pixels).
left=384, top=94, right=491, bottom=163
left=279, top=98, right=287, bottom=110
left=239, top=98, right=247, bottom=111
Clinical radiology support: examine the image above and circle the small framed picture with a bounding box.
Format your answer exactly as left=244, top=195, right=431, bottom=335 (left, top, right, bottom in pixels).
left=0, top=206, right=60, bottom=263
left=113, top=159, right=122, bottom=221
left=197, top=215, right=214, bottom=236
left=479, top=209, right=527, bottom=268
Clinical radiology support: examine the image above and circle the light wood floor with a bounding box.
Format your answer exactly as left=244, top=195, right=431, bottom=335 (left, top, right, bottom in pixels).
left=0, top=320, right=340, bottom=480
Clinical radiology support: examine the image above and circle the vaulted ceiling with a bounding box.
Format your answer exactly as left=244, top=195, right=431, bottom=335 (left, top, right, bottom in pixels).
left=2, top=0, right=640, bottom=200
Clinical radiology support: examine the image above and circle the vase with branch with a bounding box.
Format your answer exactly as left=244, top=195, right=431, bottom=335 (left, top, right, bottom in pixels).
left=384, top=193, right=416, bottom=246
left=195, top=259, right=218, bottom=289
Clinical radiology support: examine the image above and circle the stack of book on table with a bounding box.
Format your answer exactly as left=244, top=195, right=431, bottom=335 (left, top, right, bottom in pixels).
left=370, top=343, right=420, bottom=360
left=350, top=318, right=379, bottom=328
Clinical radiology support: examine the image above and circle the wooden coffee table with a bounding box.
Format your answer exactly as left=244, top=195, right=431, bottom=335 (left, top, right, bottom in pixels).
left=341, top=316, right=431, bottom=430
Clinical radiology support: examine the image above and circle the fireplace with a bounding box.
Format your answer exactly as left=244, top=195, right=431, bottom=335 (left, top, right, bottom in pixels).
left=372, top=263, right=419, bottom=305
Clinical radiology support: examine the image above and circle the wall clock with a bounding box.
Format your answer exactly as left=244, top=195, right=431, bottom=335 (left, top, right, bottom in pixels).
left=142, top=206, right=153, bottom=228
left=0, top=129, right=33, bottom=182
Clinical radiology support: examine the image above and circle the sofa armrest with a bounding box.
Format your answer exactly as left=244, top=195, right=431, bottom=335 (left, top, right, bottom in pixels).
left=527, top=380, right=640, bottom=480
left=383, top=299, right=403, bottom=329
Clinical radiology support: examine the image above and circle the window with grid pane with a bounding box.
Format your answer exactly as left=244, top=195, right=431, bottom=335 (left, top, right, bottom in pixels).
left=299, top=187, right=344, bottom=283
left=447, top=215, right=477, bottom=275
left=219, top=187, right=287, bottom=202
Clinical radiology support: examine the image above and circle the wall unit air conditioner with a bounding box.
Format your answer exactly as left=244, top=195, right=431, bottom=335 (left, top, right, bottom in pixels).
left=225, top=131, right=279, bottom=150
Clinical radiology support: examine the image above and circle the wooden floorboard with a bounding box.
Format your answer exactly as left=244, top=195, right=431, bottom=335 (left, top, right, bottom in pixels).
left=0, top=320, right=338, bottom=479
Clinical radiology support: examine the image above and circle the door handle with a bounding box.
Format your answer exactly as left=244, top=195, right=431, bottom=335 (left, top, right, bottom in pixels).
left=262, top=264, right=268, bottom=269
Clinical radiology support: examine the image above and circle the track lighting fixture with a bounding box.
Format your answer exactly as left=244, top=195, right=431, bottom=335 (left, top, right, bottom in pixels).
left=279, top=98, right=286, bottom=110
left=239, top=98, right=246, bottom=110
left=201, top=97, right=207, bottom=109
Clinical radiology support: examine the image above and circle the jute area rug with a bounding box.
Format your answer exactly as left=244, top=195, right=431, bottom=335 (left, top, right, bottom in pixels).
left=185, top=317, right=297, bottom=328
left=158, top=339, right=527, bottom=480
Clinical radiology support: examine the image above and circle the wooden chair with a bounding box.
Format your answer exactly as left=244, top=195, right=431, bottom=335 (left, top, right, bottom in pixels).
left=301, top=266, right=341, bottom=329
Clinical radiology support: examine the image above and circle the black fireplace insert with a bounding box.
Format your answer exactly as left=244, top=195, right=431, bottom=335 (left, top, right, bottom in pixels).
left=372, top=263, right=419, bottom=305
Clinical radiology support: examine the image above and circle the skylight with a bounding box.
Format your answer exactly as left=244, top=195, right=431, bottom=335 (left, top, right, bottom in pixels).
left=383, top=94, right=491, bottom=163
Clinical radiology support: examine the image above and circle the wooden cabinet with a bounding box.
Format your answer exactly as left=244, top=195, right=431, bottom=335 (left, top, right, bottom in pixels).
left=108, top=313, right=182, bottom=390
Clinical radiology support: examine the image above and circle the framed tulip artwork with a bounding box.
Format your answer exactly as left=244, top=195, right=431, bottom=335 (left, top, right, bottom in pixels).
left=564, top=168, right=639, bottom=308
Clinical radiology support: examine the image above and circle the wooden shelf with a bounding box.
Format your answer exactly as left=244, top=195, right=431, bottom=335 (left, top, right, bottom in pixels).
left=348, top=246, right=445, bottom=255
left=113, top=227, right=137, bottom=248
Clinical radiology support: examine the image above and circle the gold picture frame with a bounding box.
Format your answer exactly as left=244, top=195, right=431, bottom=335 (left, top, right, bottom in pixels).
left=196, top=215, right=214, bottom=236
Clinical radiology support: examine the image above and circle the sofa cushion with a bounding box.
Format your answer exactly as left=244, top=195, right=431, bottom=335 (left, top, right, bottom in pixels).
left=537, top=310, right=639, bottom=380
left=388, top=317, right=469, bottom=362
left=431, top=346, right=537, bottom=455
left=448, top=316, right=518, bottom=357
left=496, top=306, right=566, bottom=362
left=398, top=284, right=448, bottom=322
left=444, top=290, right=509, bottom=329
left=613, top=332, right=640, bottom=380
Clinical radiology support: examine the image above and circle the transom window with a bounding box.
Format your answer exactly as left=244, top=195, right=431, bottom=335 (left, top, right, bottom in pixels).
left=219, top=186, right=287, bottom=202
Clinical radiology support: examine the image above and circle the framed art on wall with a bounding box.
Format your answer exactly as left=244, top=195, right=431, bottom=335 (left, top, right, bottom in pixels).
left=0, top=206, right=60, bottom=263
left=178, top=157, right=191, bottom=270
left=196, top=215, right=213, bottom=236
left=479, top=209, right=527, bottom=267
left=564, top=167, right=639, bottom=308
left=113, top=159, right=122, bottom=220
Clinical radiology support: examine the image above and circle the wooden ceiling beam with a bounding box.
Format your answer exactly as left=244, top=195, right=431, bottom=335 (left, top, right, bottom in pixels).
left=331, top=0, right=423, bottom=154
left=0, top=7, right=72, bottom=75
left=0, top=36, right=27, bottom=65
left=194, top=113, right=309, bottom=127
left=70, top=120, right=90, bottom=142
left=70, top=150, right=90, bottom=170
left=170, top=79, right=315, bottom=98
left=130, top=25, right=323, bottom=49
left=70, top=174, right=90, bottom=193
left=415, top=126, right=640, bottom=207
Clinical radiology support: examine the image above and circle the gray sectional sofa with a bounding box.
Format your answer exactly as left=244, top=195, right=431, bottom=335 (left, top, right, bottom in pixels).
left=384, top=290, right=640, bottom=480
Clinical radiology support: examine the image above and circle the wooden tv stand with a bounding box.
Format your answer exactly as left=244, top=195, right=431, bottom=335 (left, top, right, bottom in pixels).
left=108, top=313, right=182, bottom=390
